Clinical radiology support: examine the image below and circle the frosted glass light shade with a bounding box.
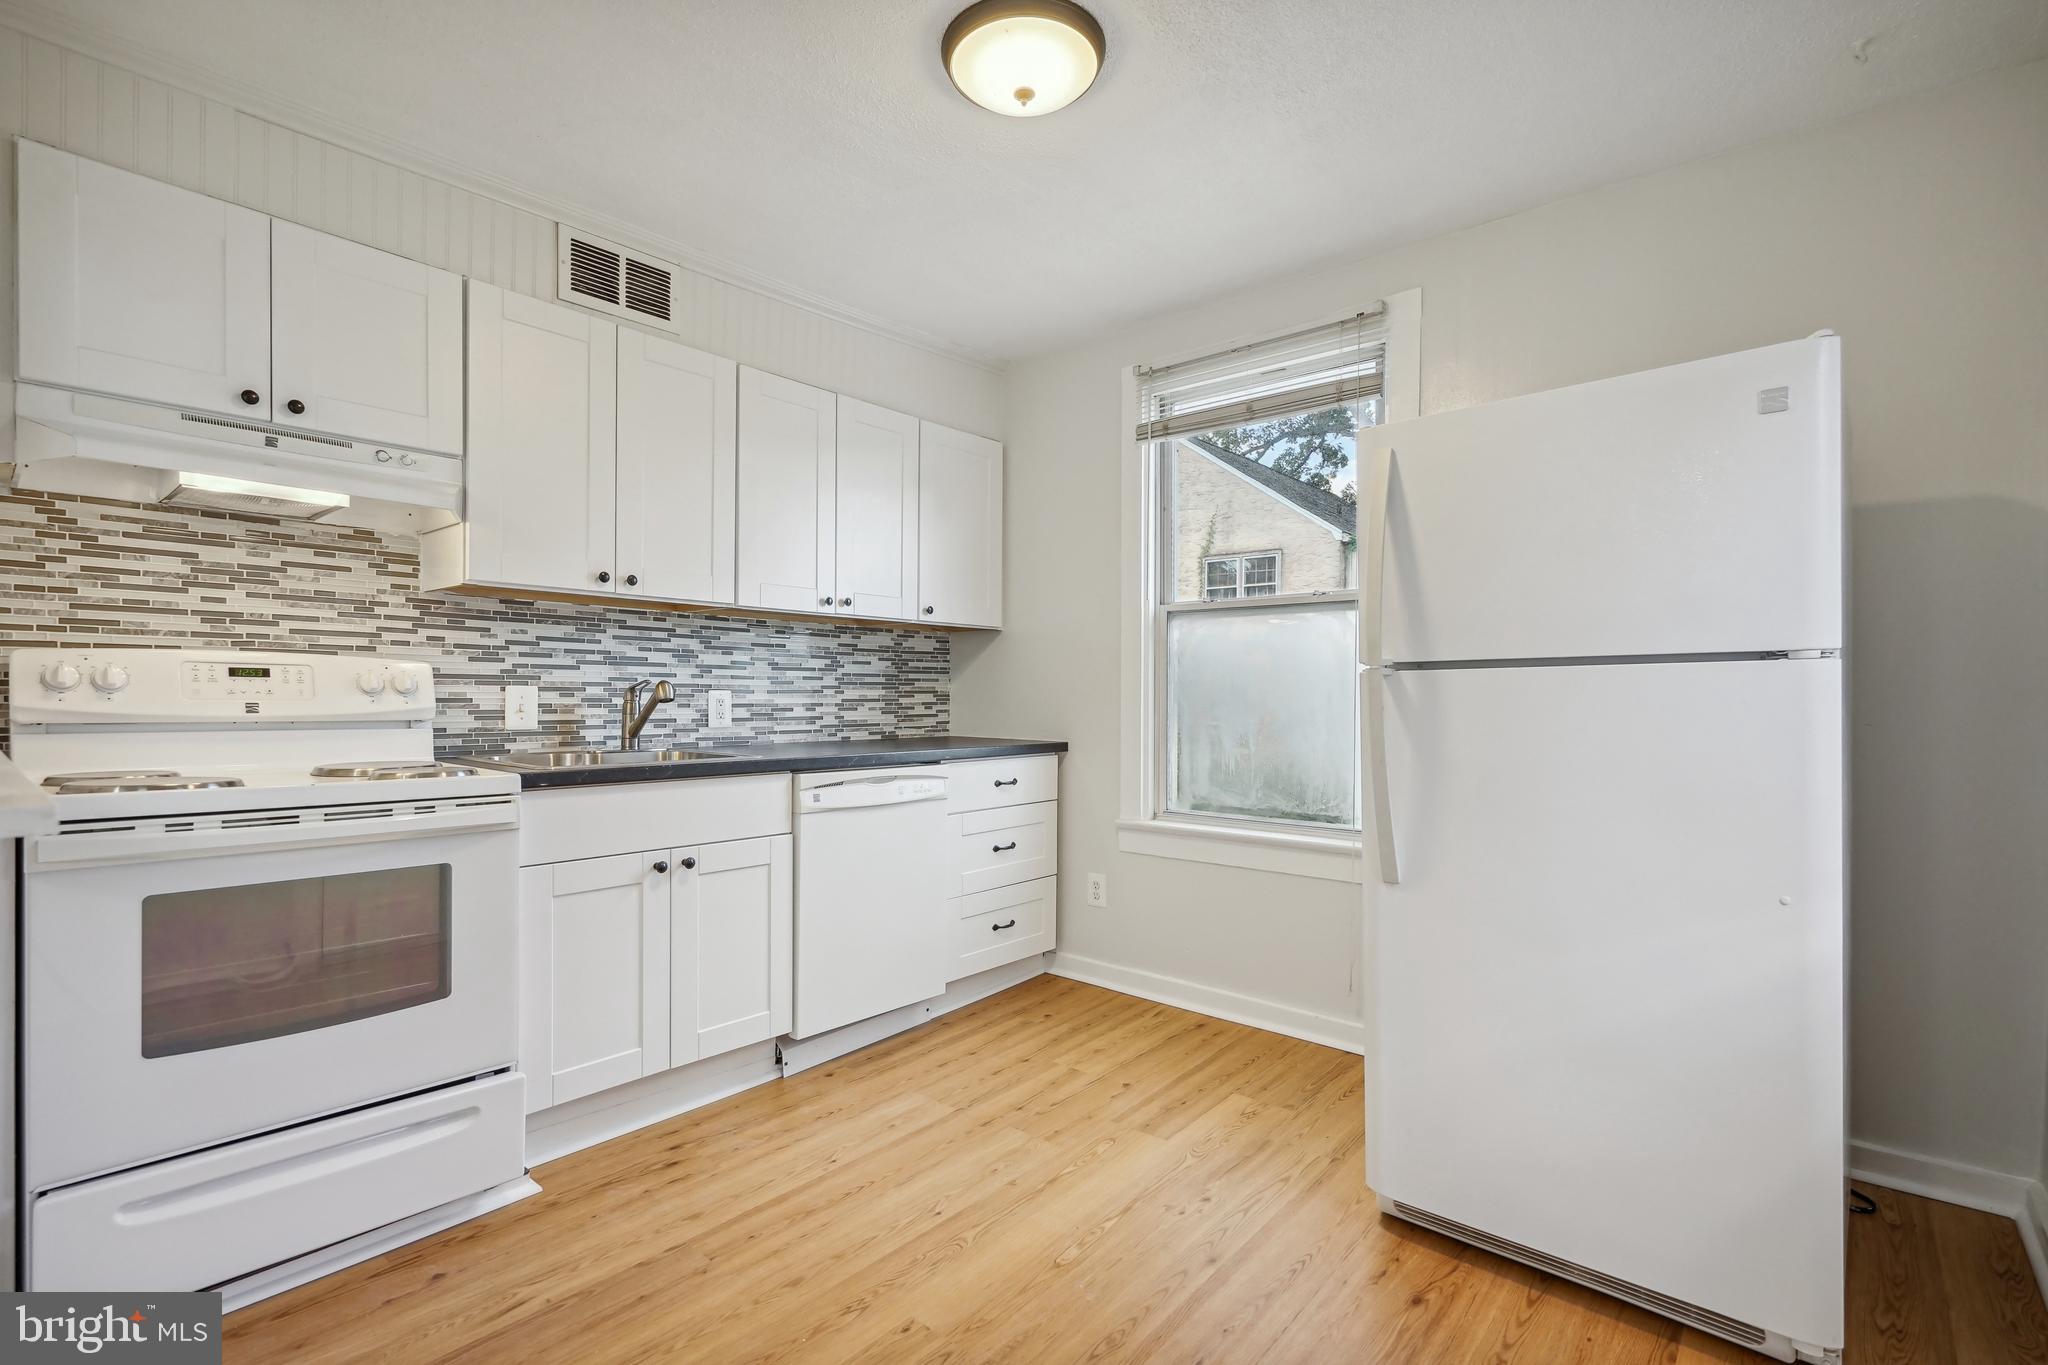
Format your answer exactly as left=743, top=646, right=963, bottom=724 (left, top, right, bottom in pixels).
left=942, top=2, right=1105, bottom=118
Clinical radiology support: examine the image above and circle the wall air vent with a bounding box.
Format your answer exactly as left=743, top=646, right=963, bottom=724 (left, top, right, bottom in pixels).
left=557, top=227, right=679, bottom=332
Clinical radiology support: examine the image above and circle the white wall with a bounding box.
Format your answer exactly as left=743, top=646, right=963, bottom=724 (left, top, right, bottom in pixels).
left=0, top=21, right=1004, bottom=445
left=955, top=59, right=2048, bottom=1180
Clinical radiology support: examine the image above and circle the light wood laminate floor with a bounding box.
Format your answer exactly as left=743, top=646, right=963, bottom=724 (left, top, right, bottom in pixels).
left=226, top=975, right=2048, bottom=1363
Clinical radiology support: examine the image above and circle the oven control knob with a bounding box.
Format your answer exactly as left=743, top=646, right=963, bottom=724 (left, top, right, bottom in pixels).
left=355, top=670, right=387, bottom=697
left=389, top=669, right=422, bottom=697
left=40, top=662, right=82, bottom=693
left=90, top=664, right=131, bottom=694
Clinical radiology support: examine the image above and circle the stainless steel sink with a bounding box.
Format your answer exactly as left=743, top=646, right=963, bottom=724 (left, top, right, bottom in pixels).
left=477, top=747, right=735, bottom=771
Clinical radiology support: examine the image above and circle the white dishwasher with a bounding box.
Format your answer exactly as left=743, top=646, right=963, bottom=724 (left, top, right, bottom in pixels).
left=791, top=767, right=950, bottom=1038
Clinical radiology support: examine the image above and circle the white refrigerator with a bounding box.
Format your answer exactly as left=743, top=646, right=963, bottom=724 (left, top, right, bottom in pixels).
left=1362, top=335, right=1845, bottom=1363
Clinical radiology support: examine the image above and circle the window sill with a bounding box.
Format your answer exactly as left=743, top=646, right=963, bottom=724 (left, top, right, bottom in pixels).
left=1115, top=818, right=1363, bottom=884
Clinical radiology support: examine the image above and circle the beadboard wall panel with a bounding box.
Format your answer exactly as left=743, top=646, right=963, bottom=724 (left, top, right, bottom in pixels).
left=0, top=489, right=950, bottom=752
left=0, top=18, right=1004, bottom=449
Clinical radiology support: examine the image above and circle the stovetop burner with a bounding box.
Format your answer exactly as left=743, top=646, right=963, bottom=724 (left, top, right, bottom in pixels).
left=45, top=773, right=247, bottom=795
left=39, top=769, right=179, bottom=788
left=310, top=761, right=481, bottom=780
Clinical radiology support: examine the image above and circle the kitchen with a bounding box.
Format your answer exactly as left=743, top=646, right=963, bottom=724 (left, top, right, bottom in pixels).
left=2, top=2, right=2046, bottom=1362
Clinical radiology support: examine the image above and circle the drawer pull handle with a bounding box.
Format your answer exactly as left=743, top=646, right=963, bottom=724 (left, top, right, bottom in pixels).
left=994, top=778, right=1019, bottom=788
left=992, top=841, right=1017, bottom=853
left=992, top=918, right=1017, bottom=932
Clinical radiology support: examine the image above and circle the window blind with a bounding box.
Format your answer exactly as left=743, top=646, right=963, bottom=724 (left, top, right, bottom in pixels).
left=1134, top=306, right=1387, bottom=443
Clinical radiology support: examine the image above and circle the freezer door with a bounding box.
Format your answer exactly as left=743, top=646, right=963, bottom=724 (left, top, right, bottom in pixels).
left=1366, top=659, right=1844, bottom=1351
left=1368, top=336, right=1841, bottom=663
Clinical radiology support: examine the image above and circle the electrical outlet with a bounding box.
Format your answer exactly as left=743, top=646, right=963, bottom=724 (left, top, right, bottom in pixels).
left=504, top=684, right=539, bottom=730
left=1087, top=873, right=1108, bottom=908
left=707, top=690, right=734, bottom=728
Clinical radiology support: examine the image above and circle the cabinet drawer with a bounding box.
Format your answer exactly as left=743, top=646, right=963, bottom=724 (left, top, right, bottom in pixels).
left=951, top=876, right=1056, bottom=982
left=951, top=802, right=1057, bottom=898
left=943, top=755, right=1057, bottom=814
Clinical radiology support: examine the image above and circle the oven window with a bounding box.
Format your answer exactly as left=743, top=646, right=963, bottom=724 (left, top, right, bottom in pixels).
left=140, top=865, right=452, bottom=1058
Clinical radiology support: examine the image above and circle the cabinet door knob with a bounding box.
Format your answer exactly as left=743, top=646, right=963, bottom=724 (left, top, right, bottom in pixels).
left=819, top=596, right=832, bottom=607
left=994, top=778, right=1019, bottom=788
left=624, top=574, right=639, bottom=587
left=923, top=605, right=935, bottom=616
left=992, top=919, right=1017, bottom=932
left=992, top=841, right=1017, bottom=853
left=839, top=597, right=852, bottom=607
left=652, top=860, right=669, bottom=873
left=240, top=389, right=261, bottom=406
left=680, top=856, right=697, bottom=870
left=596, top=571, right=612, bottom=584
left=285, top=398, right=306, bottom=415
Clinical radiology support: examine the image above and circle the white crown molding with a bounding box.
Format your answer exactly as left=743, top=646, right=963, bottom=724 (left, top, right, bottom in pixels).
left=0, top=0, right=1004, bottom=375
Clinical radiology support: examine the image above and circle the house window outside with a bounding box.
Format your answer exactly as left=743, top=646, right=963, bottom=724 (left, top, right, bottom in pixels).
left=1202, top=551, right=1282, bottom=600
left=1137, top=311, right=1386, bottom=834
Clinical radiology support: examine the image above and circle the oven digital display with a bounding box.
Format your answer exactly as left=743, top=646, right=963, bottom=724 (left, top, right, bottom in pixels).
left=226, top=666, right=271, bottom=679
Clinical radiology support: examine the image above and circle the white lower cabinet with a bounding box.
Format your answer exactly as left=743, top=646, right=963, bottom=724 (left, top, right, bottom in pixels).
left=954, top=877, right=1057, bottom=980
left=521, top=832, right=792, bottom=1113
left=942, top=758, right=1059, bottom=981
left=672, top=835, right=793, bottom=1064
left=521, top=852, right=669, bottom=1109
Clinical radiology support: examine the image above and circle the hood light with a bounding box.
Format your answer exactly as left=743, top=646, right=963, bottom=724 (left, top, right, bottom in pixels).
left=942, top=1, right=1105, bottom=118
left=160, top=472, right=351, bottom=520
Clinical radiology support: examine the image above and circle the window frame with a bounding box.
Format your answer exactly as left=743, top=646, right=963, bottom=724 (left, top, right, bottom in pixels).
left=1117, top=288, right=1421, bottom=883
left=1200, top=549, right=1283, bottom=601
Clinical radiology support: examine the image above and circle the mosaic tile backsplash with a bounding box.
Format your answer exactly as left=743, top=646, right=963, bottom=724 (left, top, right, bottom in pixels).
left=0, top=491, right=950, bottom=753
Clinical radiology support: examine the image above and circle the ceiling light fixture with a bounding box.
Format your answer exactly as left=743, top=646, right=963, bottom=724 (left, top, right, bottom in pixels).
left=941, top=1, right=1106, bottom=118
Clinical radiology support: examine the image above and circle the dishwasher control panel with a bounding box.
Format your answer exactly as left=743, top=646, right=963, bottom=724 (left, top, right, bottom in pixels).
left=797, top=772, right=948, bottom=810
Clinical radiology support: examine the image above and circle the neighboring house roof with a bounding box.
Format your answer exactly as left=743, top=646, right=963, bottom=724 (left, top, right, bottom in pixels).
left=1183, top=435, right=1354, bottom=538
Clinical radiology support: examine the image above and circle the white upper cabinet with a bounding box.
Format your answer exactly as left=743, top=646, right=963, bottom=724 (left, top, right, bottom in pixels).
left=833, top=398, right=920, bottom=621
left=270, top=221, right=463, bottom=454
left=463, top=283, right=617, bottom=595
left=736, top=367, right=837, bottom=613
left=918, top=422, right=1004, bottom=628
left=16, top=139, right=270, bottom=419
left=617, top=329, right=737, bottom=605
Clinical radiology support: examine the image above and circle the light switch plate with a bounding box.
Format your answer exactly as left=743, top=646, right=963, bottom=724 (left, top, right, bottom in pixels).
left=707, top=690, right=733, bottom=728
left=504, top=684, right=539, bottom=730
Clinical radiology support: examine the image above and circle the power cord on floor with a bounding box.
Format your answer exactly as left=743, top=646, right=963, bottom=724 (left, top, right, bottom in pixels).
left=1848, top=1187, right=1878, bottom=1215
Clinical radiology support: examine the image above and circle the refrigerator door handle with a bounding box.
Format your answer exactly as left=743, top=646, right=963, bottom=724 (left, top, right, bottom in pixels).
left=1365, top=665, right=1400, bottom=884
left=1365, top=445, right=1393, bottom=669
left=1365, top=445, right=1400, bottom=884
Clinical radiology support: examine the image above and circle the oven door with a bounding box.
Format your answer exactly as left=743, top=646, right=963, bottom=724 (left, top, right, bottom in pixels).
left=22, top=796, right=519, bottom=1192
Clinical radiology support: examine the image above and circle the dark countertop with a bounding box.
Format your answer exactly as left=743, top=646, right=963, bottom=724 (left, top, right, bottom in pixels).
left=458, top=735, right=1068, bottom=791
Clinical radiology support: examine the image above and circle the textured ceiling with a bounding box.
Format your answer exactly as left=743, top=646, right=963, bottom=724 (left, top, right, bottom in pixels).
left=24, top=0, right=2048, bottom=361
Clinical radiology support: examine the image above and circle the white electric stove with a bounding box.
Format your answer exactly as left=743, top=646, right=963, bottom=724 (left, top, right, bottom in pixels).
left=10, top=647, right=532, bottom=1299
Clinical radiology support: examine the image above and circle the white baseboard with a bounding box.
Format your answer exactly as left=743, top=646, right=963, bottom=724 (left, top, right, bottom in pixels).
left=778, top=956, right=1049, bottom=1076
left=2026, top=1184, right=2048, bottom=1314
left=1049, top=951, right=1365, bottom=1054
left=1849, top=1138, right=2048, bottom=1310
left=526, top=1041, right=783, bottom=1166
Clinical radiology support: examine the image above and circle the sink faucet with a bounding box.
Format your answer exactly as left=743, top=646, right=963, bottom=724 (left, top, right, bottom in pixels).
left=619, top=678, right=676, bottom=751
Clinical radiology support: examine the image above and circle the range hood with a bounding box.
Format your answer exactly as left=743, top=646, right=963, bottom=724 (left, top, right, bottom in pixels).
left=10, top=383, right=462, bottom=533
